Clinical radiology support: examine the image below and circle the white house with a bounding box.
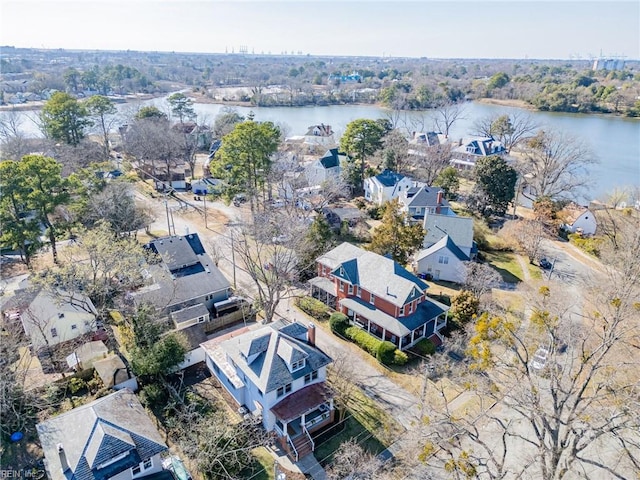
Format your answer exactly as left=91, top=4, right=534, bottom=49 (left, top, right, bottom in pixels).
left=423, top=214, right=476, bottom=259
left=201, top=321, right=334, bottom=461
left=450, top=136, right=507, bottom=170
left=37, top=389, right=168, bottom=480
left=364, top=170, right=423, bottom=206
left=415, top=235, right=470, bottom=283
left=305, top=148, right=347, bottom=187
left=562, top=205, right=597, bottom=236
left=399, top=186, right=453, bottom=222
left=10, top=288, right=98, bottom=350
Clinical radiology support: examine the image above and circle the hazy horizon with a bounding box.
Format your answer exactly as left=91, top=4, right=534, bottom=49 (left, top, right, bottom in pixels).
left=1, top=1, right=638, bottom=61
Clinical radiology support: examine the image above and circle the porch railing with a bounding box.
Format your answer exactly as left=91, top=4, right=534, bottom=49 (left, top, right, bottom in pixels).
left=287, top=436, right=299, bottom=462
left=302, top=425, right=315, bottom=452
left=304, top=411, right=330, bottom=429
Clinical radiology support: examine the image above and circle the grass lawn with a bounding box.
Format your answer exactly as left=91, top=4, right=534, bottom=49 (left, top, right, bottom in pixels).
left=314, top=386, right=403, bottom=466
left=240, top=448, right=275, bottom=480
left=483, top=250, right=523, bottom=283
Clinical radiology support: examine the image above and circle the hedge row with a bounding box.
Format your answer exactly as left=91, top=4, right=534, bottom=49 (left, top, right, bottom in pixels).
left=296, top=296, right=332, bottom=320
left=342, top=325, right=408, bottom=366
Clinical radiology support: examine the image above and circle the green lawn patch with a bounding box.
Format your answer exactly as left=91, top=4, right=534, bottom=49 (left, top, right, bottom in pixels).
left=483, top=250, right=523, bottom=283
left=240, top=448, right=275, bottom=480
left=314, top=387, right=403, bottom=466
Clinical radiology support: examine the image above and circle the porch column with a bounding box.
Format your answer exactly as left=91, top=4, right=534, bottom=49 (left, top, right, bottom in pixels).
left=411, top=330, right=415, bottom=344
left=367, top=319, right=371, bottom=333
left=398, top=336, right=403, bottom=350
left=382, top=328, right=387, bottom=341
left=422, top=322, right=427, bottom=338
left=283, top=420, right=288, bottom=437
left=301, top=413, right=306, bottom=428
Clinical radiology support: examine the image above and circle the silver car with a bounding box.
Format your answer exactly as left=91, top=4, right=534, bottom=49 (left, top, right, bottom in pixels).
left=530, top=346, right=549, bottom=371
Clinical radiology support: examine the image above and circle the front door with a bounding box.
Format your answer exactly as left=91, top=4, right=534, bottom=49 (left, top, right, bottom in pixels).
left=434, top=270, right=440, bottom=281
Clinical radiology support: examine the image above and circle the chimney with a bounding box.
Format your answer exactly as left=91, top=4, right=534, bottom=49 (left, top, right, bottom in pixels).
left=436, top=191, right=443, bottom=214
left=307, top=323, right=316, bottom=347
left=57, top=444, right=70, bottom=472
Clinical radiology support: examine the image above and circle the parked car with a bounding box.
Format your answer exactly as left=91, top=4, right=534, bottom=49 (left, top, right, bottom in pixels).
left=232, top=194, right=247, bottom=206
left=539, top=258, right=552, bottom=270
left=529, top=346, right=549, bottom=371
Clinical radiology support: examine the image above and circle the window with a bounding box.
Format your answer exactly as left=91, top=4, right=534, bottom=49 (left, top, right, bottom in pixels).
left=198, top=316, right=206, bottom=323
left=132, top=459, right=153, bottom=477
left=277, top=383, right=292, bottom=397
left=438, top=256, right=449, bottom=265
left=356, top=286, right=361, bottom=297
left=370, top=293, right=375, bottom=305
left=339, top=281, right=344, bottom=292
left=291, top=359, right=305, bottom=372
left=50, top=328, right=58, bottom=338
left=71, top=324, right=77, bottom=330
left=399, top=306, right=405, bottom=317
left=408, top=302, right=413, bottom=314
left=348, top=284, right=353, bottom=294
left=304, top=371, right=318, bottom=384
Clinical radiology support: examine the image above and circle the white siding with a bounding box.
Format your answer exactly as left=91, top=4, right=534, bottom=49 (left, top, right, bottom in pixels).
left=416, top=248, right=466, bottom=284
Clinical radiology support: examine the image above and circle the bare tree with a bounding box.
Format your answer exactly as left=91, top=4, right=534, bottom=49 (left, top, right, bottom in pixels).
left=518, top=130, right=597, bottom=201
left=472, top=112, right=539, bottom=153
left=230, top=215, right=301, bottom=323
left=415, top=247, right=640, bottom=480
left=326, top=352, right=360, bottom=422
left=326, top=439, right=386, bottom=480
left=83, top=181, right=153, bottom=236
left=433, top=101, right=466, bottom=139
left=408, top=143, right=452, bottom=185
left=460, top=261, right=501, bottom=299
left=0, top=108, right=31, bottom=160
left=500, top=219, right=547, bottom=263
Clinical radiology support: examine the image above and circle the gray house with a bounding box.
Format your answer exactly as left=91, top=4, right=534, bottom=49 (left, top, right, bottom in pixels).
left=37, top=389, right=168, bottom=480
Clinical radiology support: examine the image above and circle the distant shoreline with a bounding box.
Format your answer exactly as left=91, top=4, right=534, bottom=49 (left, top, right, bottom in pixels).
left=0, top=93, right=165, bottom=112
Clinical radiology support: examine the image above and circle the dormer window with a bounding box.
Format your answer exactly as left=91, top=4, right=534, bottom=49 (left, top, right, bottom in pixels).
left=339, top=266, right=345, bottom=277
left=291, top=359, right=305, bottom=372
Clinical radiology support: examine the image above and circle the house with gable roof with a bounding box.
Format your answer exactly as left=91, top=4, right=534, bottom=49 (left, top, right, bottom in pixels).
left=451, top=136, right=507, bottom=170
left=304, top=148, right=348, bottom=187
left=398, top=186, right=454, bottom=222
left=201, top=321, right=333, bottom=461
left=37, top=389, right=169, bottom=480
left=363, top=170, right=423, bottom=206
left=414, top=213, right=477, bottom=283
left=310, top=243, right=449, bottom=350
left=3, top=284, right=98, bottom=351
left=131, top=233, right=245, bottom=369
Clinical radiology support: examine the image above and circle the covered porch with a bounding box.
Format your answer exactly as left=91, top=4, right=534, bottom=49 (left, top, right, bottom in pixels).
left=271, top=383, right=334, bottom=461
left=309, top=276, right=337, bottom=309
left=340, top=297, right=448, bottom=351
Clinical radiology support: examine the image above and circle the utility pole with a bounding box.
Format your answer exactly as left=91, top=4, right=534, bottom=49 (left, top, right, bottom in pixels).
left=203, top=194, right=208, bottom=229
left=164, top=199, right=171, bottom=236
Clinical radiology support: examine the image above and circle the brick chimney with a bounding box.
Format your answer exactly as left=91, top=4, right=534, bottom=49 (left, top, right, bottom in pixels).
left=436, top=190, right=443, bottom=214
left=307, top=323, right=316, bottom=347
left=57, top=443, right=70, bottom=472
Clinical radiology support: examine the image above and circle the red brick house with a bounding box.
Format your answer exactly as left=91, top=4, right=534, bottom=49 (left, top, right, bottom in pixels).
left=310, top=243, right=449, bottom=350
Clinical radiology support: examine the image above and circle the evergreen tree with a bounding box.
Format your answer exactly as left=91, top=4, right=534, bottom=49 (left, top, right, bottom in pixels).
left=369, top=198, right=424, bottom=265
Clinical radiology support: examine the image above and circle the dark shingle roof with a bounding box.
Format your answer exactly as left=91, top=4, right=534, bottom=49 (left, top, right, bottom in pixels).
left=319, top=243, right=428, bottom=307
left=403, top=186, right=448, bottom=208
left=203, top=322, right=332, bottom=394
left=319, top=148, right=345, bottom=169
left=37, top=390, right=167, bottom=480
left=374, top=169, right=405, bottom=187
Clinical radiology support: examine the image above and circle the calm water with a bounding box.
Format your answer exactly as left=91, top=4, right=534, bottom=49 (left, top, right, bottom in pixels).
left=4, top=98, right=639, bottom=201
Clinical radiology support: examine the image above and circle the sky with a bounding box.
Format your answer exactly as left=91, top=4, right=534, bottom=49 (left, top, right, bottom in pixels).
left=1, top=1, right=638, bottom=59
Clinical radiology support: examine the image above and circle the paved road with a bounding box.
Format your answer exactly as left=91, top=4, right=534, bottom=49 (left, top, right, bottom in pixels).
left=137, top=188, right=424, bottom=429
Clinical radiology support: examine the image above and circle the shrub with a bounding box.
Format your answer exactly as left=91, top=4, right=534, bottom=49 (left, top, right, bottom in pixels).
left=393, top=349, right=409, bottom=365
left=376, top=341, right=396, bottom=365
left=68, top=377, right=87, bottom=394
left=296, top=296, right=331, bottom=320
left=140, top=383, right=168, bottom=408
left=413, top=338, right=436, bottom=356
left=329, top=312, right=350, bottom=336
left=450, top=290, right=480, bottom=325
left=344, top=326, right=382, bottom=356
left=568, top=233, right=602, bottom=257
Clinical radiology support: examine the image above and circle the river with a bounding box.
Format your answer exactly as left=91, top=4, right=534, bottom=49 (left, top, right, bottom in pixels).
left=3, top=98, right=639, bottom=202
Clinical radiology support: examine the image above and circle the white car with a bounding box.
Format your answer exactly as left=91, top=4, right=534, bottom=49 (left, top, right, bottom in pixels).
left=529, top=346, right=549, bottom=371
